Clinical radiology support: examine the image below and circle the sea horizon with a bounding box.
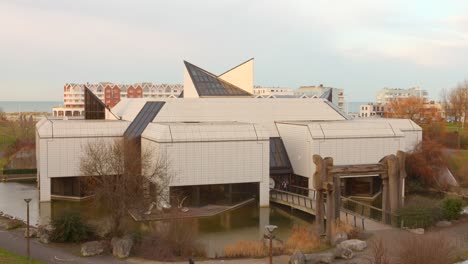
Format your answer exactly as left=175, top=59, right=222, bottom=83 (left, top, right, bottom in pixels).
left=0, top=101, right=62, bottom=113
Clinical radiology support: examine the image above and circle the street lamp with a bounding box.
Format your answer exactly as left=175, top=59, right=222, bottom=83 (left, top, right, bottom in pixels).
left=264, top=225, right=277, bottom=264
left=24, top=198, right=32, bottom=259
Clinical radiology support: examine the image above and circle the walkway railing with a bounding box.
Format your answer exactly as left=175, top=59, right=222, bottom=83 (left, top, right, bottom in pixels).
left=270, top=188, right=316, bottom=211
left=269, top=188, right=397, bottom=230
left=341, top=196, right=398, bottom=226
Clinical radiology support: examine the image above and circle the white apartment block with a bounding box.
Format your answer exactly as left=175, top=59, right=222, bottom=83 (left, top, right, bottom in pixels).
left=253, top=86, right=294, bottom=97
left=376, top=86, right=428, bottom=105
left=359, top=103, right=385, bottom=118
left=52, top=83, right=183, bottom=117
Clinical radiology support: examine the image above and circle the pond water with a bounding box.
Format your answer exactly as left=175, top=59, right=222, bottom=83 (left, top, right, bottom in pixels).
left=0, top=181, right=315, bottom=257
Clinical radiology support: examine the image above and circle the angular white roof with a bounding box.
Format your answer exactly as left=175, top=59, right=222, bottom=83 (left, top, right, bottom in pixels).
left=111, top=97, right=347, bottom=137
left=278, top=120, right=405, bottom=139
left=142, top=122, right=269, bottom=143
left=354, top=118, right=422, bottom=132
left=36, top=118, right=130, bottom=138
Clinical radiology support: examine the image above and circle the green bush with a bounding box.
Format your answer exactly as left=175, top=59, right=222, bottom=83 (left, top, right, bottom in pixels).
left=441, top=198, right=463, bottom=220
left=50, top=212, right=94, bottom=243
left=397, top=205, right=435, bottom=229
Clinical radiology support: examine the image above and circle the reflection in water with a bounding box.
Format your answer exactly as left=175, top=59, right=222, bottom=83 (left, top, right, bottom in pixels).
left=0, top=182, right=315, bottom=257
left=0, top=181, right=43, bottom=226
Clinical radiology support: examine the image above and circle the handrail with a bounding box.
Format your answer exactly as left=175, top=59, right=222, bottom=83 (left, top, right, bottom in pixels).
left=341, top=196, right=384, bottom=213
left=270, top=188, right=313, bottom=200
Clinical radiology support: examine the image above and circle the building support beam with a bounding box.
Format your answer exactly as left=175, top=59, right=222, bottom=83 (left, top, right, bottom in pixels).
left=259, top=181, right=269, bottom=207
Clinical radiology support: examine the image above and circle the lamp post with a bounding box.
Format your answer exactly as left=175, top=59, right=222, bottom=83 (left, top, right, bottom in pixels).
left=24, top=198, right=32, bottom=259
left=264, top=225, right=277, bottom=264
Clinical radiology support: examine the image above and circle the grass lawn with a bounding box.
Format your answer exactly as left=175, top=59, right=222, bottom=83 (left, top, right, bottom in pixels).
left=0, top=248, right=46, bottom=264
left=446, top=150, right=468, bottom=186
left=446, top=122, right=468, bottom=135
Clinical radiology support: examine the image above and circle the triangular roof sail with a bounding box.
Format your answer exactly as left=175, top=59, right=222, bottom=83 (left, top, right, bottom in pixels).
left=183, top=61, right=252, bottom=98
left=218, top=58, right=254, bottom=94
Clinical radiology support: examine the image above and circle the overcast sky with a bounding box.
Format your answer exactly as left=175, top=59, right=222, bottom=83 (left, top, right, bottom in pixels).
left=1, top=0, right=468, bottom=101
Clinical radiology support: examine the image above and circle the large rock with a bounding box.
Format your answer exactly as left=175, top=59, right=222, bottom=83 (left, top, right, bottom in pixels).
left=6, top=219, right=24, bottom=230
left=290, top=250, right=306, bottom=264
left=436, top=220, right=452, bottom=227
left=305, top=252, right=335, bottom=263
left=111, top=236, right=133, bottom=259
left=81, top=241, right=106, bottom=257
left=408, top=228, right=424, bottom=235
left=334, top=243, right=354, bottom=259
left=37, top=224, right=54, bottom=244
left=339, top=239, right=367, bottom=252
left=23, top=227, right=37, bottom=238
left=331, top=232, right=348, bottom=246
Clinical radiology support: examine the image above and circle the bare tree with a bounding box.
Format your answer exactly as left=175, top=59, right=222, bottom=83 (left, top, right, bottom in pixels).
left=384, top=96, right=424, bottom=121
left=80, top=138, right=171, bottom=236
left=0, top=107, right=6, bottom=121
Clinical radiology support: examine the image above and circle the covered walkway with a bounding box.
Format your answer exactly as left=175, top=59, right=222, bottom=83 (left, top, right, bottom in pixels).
left=269, top=188, right=392, bottom=231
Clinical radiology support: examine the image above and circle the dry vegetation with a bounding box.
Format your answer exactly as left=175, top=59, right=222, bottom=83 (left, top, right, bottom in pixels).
left=331, top=220, right=361, bottom=239
left=224, top=240, right=267, bottom=258
left=224, top=225, right=325, bottom=258
left=134, top=219, right=206, bottom=261
left=406, top=140, right=447, bottom=189
left=365, top=233, right=458, bottom=264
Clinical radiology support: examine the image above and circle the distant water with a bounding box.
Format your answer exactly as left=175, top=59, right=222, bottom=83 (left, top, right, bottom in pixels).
left=0, top=101, right=61, bottom=113
left=347, top=101, right=368, bottom=113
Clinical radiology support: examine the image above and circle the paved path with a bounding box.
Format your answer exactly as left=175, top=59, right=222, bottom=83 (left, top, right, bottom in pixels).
left=0, top=227, right=125, bottom=264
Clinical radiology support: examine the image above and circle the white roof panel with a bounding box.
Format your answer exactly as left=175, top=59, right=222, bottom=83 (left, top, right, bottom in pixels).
left=278, top=120, right=404, bottom=139
left=36, top=119, right=130, bottom=138
left=142, top=122, right=269, bottom=143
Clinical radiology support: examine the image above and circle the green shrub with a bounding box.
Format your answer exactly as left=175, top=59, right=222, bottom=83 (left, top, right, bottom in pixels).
left=50, top=212, right=93, bottom=243
left=441, top=198, right=463, bottom=220
left=398, top=205, right=435, bottom=229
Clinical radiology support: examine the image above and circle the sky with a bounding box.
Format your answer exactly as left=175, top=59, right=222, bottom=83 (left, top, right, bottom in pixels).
left=1, top=0, right=468, bottom=102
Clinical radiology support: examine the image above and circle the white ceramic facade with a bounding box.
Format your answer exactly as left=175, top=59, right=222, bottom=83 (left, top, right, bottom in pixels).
left=36, top=59, right=423, bottom=208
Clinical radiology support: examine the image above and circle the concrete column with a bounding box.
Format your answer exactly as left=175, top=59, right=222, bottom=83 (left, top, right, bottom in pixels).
left=259, top=181, right=269, bottom=207
left=39, top=176, right=51, bottom=202
left=259, top=207, right=270, bottom=238
left=39, top=202, right=52, bottom=225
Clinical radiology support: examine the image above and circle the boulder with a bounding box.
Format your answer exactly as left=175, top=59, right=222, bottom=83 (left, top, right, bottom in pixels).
left=6, top=219, right=24, bottom=230
left=23, top=227, right=37, bottom=238
left=331, top=232, right=348, bottom=246
left=37, top=224, right=54, bottom=244
left=81, top=241, right=106, bottom=257
left=408, top=228, right=424, bottom=235
left=334, top=243, right=354, bottom=259
left=39, top=234, right=50, bottom=244
left=339, top=239, right=367, bottom=252
left=462, top=206, right=468, bottom=215
left=305, top=252, right=335, bottom=263
left=436, top=220, right=452, bottom=227
left=290, top=250, right=306, bottom=264
left=111, top=236, right=133, bottom=259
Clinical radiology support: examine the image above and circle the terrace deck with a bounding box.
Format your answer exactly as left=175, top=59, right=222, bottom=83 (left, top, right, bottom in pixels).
left=128, top=198, right=255, bottom=221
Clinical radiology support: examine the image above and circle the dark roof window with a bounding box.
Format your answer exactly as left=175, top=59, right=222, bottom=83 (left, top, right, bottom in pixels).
left=184, top=61, right=252, bottom=97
